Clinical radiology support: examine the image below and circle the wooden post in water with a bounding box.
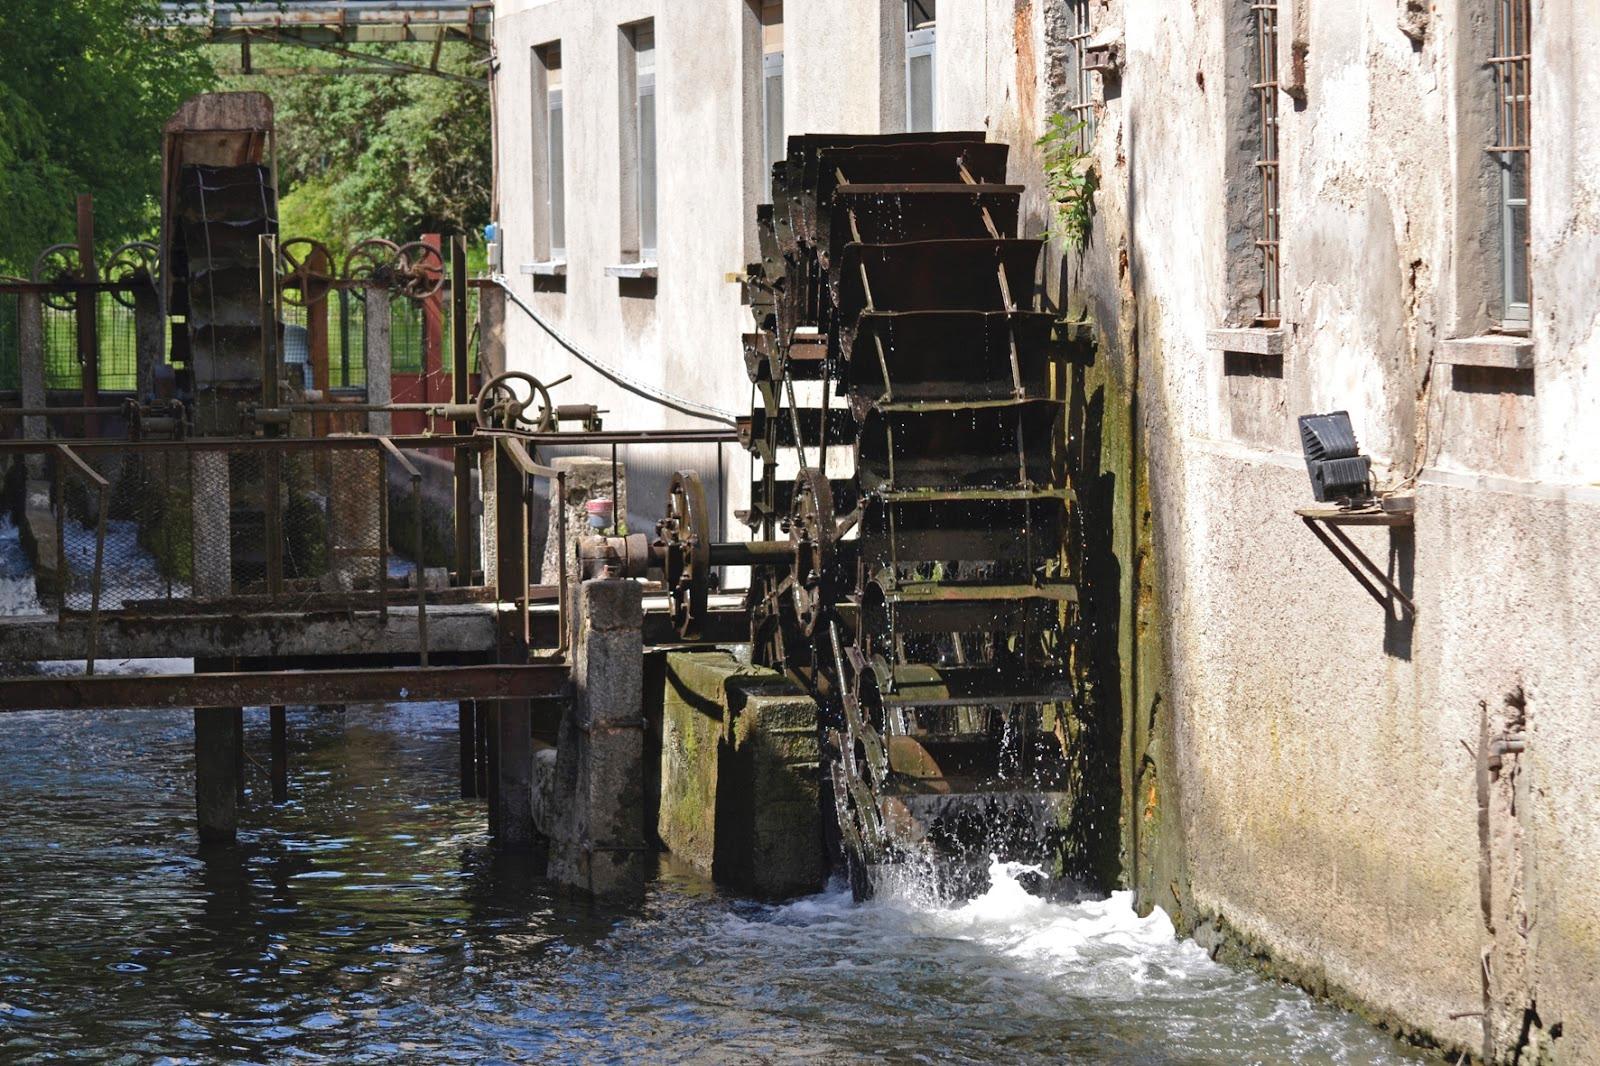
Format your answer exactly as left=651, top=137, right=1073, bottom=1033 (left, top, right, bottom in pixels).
left=194, top=659, right=242, bottom=845
left=491, top=437, right=534, bottom=848
left=459, top=700, right=478, bottom=798
left=270, top=705, right=288, bottom=804
left=452, top=236, right=481, bottom=801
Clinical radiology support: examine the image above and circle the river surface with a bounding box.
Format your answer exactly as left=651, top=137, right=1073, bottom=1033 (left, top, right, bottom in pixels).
left=0, top=516, right=1430, bottom=1064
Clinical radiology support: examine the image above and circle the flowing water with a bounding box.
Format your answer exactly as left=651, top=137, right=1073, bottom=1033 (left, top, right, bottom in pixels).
left=0, top=519, right=1429, bottom=1064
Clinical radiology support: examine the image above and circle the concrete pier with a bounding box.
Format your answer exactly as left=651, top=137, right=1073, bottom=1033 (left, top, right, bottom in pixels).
left=658, top=651, right=825, bottom=899
left=548, top=578, right=648, bottom=900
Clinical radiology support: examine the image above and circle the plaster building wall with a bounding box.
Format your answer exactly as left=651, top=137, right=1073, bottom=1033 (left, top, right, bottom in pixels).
left=491, top=1, right=1599, bottom=1059
left=1082, top=0, right=1600, bottom=1059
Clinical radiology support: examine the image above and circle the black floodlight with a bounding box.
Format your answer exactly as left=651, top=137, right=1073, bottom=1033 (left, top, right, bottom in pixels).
left=1298, top=410, right=1373, bottom=503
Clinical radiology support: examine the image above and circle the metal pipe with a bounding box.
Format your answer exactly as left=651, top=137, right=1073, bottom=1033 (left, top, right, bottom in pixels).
left=556, top=471, right=569, bottom=658
left=0, top=664, right=570, bottom=714
left=708, top=539, right=792, bottom=567
left=0, top=406, right=125, bottom=418
left=451, top=235, right=474, bottom=588
left=0, top=433, right=488, bottom=454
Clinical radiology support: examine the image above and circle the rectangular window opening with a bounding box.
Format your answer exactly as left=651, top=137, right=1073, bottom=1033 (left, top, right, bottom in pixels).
left=762, top=1, right=784, bottom=177
left=636, top=22, right=657, bottom=262
left=906, top=1, right=936, bottom=133
left=546, top=47, right=565, bottom=260
left=618, top=20, right=656, bottom=266
left=1489, top=0, right=1531, bottom=326
left=1252, top=1, right=1281, bottom=326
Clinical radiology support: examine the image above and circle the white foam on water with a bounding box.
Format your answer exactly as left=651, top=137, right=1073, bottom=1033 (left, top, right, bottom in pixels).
left=0, top=514, right=44, bottom=617
left=707, top=858, right=1424, bottom=1063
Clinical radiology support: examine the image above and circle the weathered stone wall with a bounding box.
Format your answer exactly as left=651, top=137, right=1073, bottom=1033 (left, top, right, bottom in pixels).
left=1072, top=1, right=1600, bottom=1060
left=657, top=650, right=825, bottom=900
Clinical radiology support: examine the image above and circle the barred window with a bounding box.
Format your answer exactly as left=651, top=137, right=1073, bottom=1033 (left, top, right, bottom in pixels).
left=1065, top=0, right=1094, bottom=151
left=1489, top=0, right=1531, bottom=324
left=1252, top=2, right=1281, bottom=325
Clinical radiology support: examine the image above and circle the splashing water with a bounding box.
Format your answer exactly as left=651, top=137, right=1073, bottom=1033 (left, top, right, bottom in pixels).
left=0, top=515, right=44, bottom=617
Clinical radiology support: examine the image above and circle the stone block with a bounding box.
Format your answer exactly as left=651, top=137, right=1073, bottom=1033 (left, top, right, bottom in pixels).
left=658, top=650, right=826, bottom=899
left=548, top=576, right=649, bottom=901
left=531, top=743, right=558, bottom=839
left=580, top=576, right=644, bottom=632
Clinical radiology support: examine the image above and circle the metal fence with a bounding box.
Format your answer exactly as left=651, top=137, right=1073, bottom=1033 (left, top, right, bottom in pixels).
left=5, top=431, right=573, bottom=673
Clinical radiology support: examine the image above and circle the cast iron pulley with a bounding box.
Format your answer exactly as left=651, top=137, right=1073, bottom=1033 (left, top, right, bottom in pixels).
left=393, top=241, right=445, bottom=301
left=32, top=244, right=81, bottom=312
left=658, top=470, right=711, bottom=640
left=475, top=370, right=555, bottom=431
left=277, top=238, right=335, bottom=306
left=104, top=242, right=158, bottom=309
left=343, top=237, right=401, bottom=287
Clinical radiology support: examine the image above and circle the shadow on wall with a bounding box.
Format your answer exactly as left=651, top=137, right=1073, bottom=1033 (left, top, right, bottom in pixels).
left=1061, top=344, right=1125, bottom=894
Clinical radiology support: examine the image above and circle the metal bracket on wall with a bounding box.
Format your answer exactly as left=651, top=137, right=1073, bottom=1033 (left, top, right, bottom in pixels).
left=1295, top=498, right=1417, bottom=616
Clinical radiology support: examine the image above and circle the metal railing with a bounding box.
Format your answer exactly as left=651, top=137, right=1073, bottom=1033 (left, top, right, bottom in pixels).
left=0, top=433, right=520, bottom=667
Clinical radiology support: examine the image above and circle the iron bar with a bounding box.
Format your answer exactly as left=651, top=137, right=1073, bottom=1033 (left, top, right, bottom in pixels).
left=0, top=664, right=569, bottom=714
left=76, top=195, right=100, bottom=437
left=378, top=441, right=390, bottom=624
left=451, top=236, right=474, bottom=587
left=556, top=471, right=569, bottom=656
left=0, top=434, right=487, bottom=455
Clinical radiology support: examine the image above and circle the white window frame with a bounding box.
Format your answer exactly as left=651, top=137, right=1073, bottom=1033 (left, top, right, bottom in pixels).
left=548, top=86, right=565, bottom=261
left=636, top=25, right=657, bottom=263
left=763, top=50, right=784, bottom=178
left=905, top=26, right=937, bottom=134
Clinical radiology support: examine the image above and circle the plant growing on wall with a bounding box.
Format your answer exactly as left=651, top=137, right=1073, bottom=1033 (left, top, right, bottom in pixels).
left=1037, top=113, right=1097, bottom=250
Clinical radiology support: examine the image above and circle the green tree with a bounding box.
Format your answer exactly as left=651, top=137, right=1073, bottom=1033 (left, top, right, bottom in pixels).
left=0, top=0, right=214, bottom=272
left=223, top=44, right=491, bottom=250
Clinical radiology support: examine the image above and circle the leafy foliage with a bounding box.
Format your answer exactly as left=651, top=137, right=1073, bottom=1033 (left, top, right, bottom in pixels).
left=0, top=0, right=214, bottom=272
left=1037, top=113, right=1097, bottom=251
left=221, top=44, right=491, bottom=249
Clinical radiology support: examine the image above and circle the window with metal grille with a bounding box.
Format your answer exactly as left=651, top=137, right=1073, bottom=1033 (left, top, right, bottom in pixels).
left=1065, top=0, right=1094, bottom=151
left=1252, top=1, right=1281, bottom=325
left=1490, top=0, right=1530, bottom=324
left=906, top=0, right=936, bottom=133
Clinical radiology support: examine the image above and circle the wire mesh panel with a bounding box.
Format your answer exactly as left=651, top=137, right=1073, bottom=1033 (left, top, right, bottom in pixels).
left=42, top=304, right=80, bottom=390
left=392, top=297, right=426, bottom=374
left=441, top=284, right=480, bottom=379
left=56, top=448, right=192, bottom=611
left=54, top=442, right=389, bottom=612
left=334, top=289, right=368, bottom=390
left=97, top=293, right=139, bottom=393
left=0, top=292, right=19, bottom=392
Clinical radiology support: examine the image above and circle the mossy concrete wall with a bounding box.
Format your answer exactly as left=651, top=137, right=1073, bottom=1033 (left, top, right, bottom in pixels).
left=658, top=651, right=826, bottom=900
